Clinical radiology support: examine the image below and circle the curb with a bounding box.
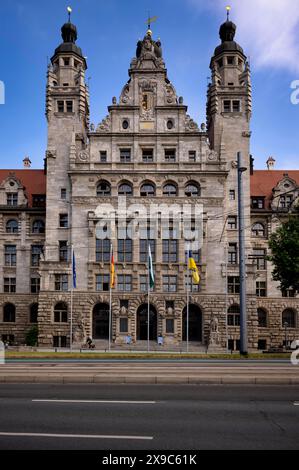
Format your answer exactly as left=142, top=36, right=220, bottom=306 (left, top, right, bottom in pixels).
left=1, top=375, right=299, bottom=385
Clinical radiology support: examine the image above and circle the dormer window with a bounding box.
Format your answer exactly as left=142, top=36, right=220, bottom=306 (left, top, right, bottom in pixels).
left=279, top=195, right=293, bottom=209
left=7, top=193, right=18, bottom=206
left=251, top=197, right=265, bottom=209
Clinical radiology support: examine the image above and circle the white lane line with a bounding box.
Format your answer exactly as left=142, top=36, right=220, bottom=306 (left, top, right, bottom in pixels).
left=0, top=432, right=153, bottom=441
left=32, top=399, right=156, bottom=404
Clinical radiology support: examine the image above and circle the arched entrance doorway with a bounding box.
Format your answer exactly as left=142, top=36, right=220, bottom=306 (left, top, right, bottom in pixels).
left=182, top=305, right=202, bottom=342
left=92, top=303, right=109, bottom=339
left=137, top=304, right=158, bottom=341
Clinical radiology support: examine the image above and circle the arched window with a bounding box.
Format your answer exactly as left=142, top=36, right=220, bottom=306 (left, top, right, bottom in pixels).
left=118, top=183, right=133, bottom=196
left=252, top=223, right=265, bottom=237
left=32, top=219, right=45, bottom=234
left=3, top=303, right=16, bottom=323
left=227, top=305, right=240, bottom=326
left=97, top=181, right=111, bottom=197
left=185, top=182, right=200, bottom=197
left=163, top=183, right=177, bottom=197
left=54, top=302, right=68, bottom=323
left=258, top=308, right=268, bottom=328
left=282, top=309, right=296, bottom=328
left=30, top=303, right=39, bottom=324
left=6, top=219, right=19, bottom=234
left=140, top=183, right=156, bottom=197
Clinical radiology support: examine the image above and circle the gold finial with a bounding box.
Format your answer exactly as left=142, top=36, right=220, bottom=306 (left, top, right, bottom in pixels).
left=67, top=6, right=72, bottom=22
left=226, top=5, right=231, bottom=21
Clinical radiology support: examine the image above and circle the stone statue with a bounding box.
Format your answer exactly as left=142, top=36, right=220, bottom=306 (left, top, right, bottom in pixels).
left=73, top=319, right=85, bottom=343
left=167, top=306, right=174, bottom=316
left=120, top=305, right=127, bottom=315
left=209, top=315, right=220, bottom=345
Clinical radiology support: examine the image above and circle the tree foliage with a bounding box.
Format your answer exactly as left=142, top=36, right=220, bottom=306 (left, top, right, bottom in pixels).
left=268, top=212, right=299, bottom=293
left=25, top=326, right=38, bottom=347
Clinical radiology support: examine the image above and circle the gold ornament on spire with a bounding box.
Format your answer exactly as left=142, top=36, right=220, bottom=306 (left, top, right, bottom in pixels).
left=226, top=5, right=231, bottom=20
left=67, top=6, right=72, bottom=22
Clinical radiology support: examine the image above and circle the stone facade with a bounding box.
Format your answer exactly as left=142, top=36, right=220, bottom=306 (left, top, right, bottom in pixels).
left=0, top=16, right=298, bottom=351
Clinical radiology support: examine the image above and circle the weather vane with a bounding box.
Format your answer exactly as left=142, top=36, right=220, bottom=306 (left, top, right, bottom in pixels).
left=146, top=13, right=158, bottom=32
left=226, top=5, right=231, bottom=21
left=67, top=6, right=72, bottom=22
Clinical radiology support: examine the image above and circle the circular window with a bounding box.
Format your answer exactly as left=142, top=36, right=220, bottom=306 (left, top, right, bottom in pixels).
left=9, top=182, right=15, bottom=187
left=167, top=120, right=174, bottom=130
left=122, top=120, right=129, bottom=130
left=284, top=183, right=290, bottom=189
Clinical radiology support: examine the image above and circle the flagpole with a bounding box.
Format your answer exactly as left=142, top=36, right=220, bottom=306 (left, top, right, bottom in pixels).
left=109, top=243, right=112, bottom=352
left=147, top=241, right=150, bottom=353
left=187, top=265, right=190, bottom=354
left=70, top=244, right=73, bottom=352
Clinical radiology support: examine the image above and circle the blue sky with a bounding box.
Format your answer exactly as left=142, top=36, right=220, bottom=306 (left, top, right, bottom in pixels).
left=0, top=0, right=298, bottom=170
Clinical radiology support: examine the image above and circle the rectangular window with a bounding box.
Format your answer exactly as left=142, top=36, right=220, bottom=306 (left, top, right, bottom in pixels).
left=120, top=149, right=131, bottom=163
left=279, top=195, right=293, bottom=209
left=223, top=100, right=231, bottom=113
left=61, top=188, right=67, bottom=200
left=55, top=274, right=68, bottom=292
left=118, top=239, right=133, bottom=262
left=96, top=239, right=111, bottom=263
left=166, top=319, right=174, bottom=334
left=256, top=281, right=267, bottom=297
left=59, top=214, right=68, bottom=228
left=57, top=101, right=64, bottom=113
left=118, top=275, right=132, bottom=292
left=229, top=190, right=235, bottom=201
left=140, top=239, right=156, bottom=263
left=228, top=243, right=238, bottom=265
left=282, top=289, right=296, bottom=298
left=227, top=56, right=234, bottom=65
left=227, top=314, right=240, bottom=327
left=119, top=317, right=128, bottom=333
left=100, top=151, right=107, bottom=163
left=228, top=276, right=240, bottom=294
left=59, top=241, right=68, bottom=262
left=163, top=276, right=177, bottom=292
left=253, top=249, right=266, bottom=270
left=142, top=149, right=154, bottom=163
left=31, top=277, right=40, bottom=294
left=232, top=100, right=241, bottom=112
left=31, top=245, right=43, bottom=267
left=185, top=274, right=200, bottom=292
left=66, top=101, right=73, bottom=113
left=252, top=198, right=265, bottom=209
left=227, top=216, right=237, bottom=230
left=164, top=149, right=176, bottom=162
left=4, top=278, right=16, bottom=293
left=64, top=58, right=70, bottom=66
left=162, top=240, right=178, bottom=263
left=32, top=195, right=46, bottom=207
left=140, top=275, right=147, bottom=292
left=188, top=151, right=196, bottom=162
left=6, top=193, right=18, bottom=206
left=53, top=336, right=67, bottom=348
left=5, top=245, right=16, bottom=266
left=96, top=274, right=110, bottom=292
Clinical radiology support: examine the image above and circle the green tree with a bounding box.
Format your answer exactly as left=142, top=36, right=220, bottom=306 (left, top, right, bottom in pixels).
left=268, top=212, right=299, bottom=293
left=25, top=326, right=38, bottom=347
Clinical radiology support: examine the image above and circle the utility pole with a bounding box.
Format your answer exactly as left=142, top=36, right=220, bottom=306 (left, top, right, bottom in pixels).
left=237, top=152, right=248, bottom=355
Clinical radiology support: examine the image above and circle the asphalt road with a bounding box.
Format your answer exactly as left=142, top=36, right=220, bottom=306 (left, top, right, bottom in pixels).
left=0, top=384, right=298, bottom=450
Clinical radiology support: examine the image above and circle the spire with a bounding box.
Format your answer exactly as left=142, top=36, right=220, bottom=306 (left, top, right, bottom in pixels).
left=61, top=7, right=77, bottom=44
left=226, top=5, right=231, bottom=21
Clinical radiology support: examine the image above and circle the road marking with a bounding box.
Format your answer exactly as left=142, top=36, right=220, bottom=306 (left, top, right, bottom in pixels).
left=32, top=399, right=156, bottom=404
left=0, top=432, right=153, bottom=441
left=294, top=402, right=299, bottom=406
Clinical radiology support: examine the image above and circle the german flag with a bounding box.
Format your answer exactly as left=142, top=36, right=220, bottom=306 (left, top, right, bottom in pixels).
left=110, top=245, right=115, bottom=289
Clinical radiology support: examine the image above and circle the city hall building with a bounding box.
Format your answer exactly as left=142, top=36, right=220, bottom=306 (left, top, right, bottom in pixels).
left=0, top=14, right=298, bottom=351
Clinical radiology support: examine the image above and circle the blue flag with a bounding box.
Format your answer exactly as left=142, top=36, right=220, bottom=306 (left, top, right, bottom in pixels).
left=72, top=250, right=77, bottom=289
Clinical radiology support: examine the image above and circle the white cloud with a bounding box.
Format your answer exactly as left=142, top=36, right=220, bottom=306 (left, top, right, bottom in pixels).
left=188, top=0, right=299, bottom=74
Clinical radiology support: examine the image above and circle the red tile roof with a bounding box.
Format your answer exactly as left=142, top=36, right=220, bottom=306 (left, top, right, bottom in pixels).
left=0, top=169, right=46, bottom=208
left=251, top=170, right=299, bottom=209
